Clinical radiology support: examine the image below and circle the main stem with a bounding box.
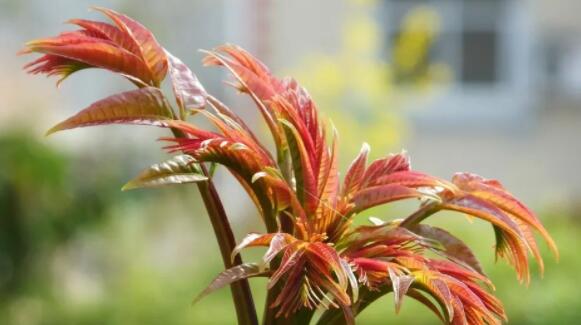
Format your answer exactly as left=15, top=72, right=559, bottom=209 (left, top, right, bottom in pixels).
left=172, top=128, right=258, bottom=325
left=198, top=167, right=258, bottom=325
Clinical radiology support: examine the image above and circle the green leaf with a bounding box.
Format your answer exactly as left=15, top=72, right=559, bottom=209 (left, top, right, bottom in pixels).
left=46, top=87, right=173, bottom=135
left=122, top=155, right=206, bottom=191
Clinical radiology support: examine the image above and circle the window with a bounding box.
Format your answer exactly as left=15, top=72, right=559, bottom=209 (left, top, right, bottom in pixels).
left=383, top=0, right=506, bottom=85
left=461, top=31, right=497, bottom=83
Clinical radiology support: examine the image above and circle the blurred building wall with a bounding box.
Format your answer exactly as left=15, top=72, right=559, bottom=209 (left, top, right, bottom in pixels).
left=260, top=0, right=581, bottom=206
left=2, top=0, right=580, bottom=208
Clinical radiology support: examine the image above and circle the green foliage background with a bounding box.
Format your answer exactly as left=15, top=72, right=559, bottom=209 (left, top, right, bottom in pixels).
left=0, top=132, right=579, bottom=325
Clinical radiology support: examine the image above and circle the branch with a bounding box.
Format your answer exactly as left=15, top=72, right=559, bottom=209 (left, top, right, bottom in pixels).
left=399, top=201, right=442, bottom=228
left=172, top=128, right=258, bottom=325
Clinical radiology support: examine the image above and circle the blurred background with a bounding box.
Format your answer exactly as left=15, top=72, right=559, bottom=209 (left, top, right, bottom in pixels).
left=1, top=0, right=581, bottom=324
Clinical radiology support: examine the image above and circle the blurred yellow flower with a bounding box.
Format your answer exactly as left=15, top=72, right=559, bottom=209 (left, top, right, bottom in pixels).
left=289, top=1, right=448, bottom=164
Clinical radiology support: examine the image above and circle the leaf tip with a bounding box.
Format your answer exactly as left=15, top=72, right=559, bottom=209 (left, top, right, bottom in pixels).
left=191, top=293, right=204, bottom=306
left=44, top=125, right=62, bottom=136
left=16, top=47, right=31, bottom=56
left=251, top=171, right=267, bottom=184
left=361, top=142, right=370, bottom=153
left=88, top=5, right=105, bottom=13
left=121, top=182, right=136, bottom=192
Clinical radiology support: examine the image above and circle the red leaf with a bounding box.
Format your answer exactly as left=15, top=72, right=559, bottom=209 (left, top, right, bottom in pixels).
left=350, top=184, right=421, bottom=214
left=362, top=152, right=411, bottom=188
left=22, top=55, right=89, bottom=86
left=417, top=275, right=455, bottom=320
left=193, top=263, right=267, bottom=304
left=280, top=120, right=318, bottom=214
left=94, top=7, right=168, bottom=84
left=411, top=224, right=485, bottom=275
left=342, top=143, right=370, bottom=197
left=203, top=44, right=278, bottom=100
left=46, top=87, right=172, bottom=135
left=452, top=172, right=558, bottom=260
left=374, top=170, right=454, bottom=190
left=406, top=289, right=447, bottom=322
left=25, top=37, right=153, bottom=85
left=442, top=195, right=531, bottom=282
left=314, top=130, right=340, bottom=234
left=202, top=47, right=283, bottom=149
left=67, top=18, right=140, bottom=54
left=268, top=243, right=307, bottom=289
left=231, top=233, right=295, bottom=263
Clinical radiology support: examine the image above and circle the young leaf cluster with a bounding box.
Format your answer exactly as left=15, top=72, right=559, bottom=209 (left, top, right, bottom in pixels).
left=22, top=8, right=557, bottom=325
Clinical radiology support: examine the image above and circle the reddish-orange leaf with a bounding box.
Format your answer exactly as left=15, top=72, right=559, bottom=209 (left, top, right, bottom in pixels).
left=24, top=37, right=153, bottom=84
left=22, top=55, right=89, bottom=86
left=441, top=195, right=531, bottom=282
left=193, top=263, right=268, bottom=305
left=314, top=130, right=340, bottom=234
left=452, top=172, right=558, bottom=259
left=202, top=48, right=284, bottom=154
left=350, top=184, right=421, bottom=214
left=94, top=7, right=168, bottom=84
left=268, top=242, right=307, bottom=289
left=374, top=170, right=455, bottom=191
left=46, top=87, right=173, bottom=135
left=406, top=289, right=447, bottom=322
left=411, top=224, right=485, bottom=275
left=280, top=119, right=318, bottom=214
left=67, top=18, right=140, bottom=54
left=231, top=233, right=296, bottom=263
left=206, top=95, right=258, bottom=143
left=342, top=143, right=370, bottom=197
left=362, top=152, right=411, bottom=188
left=202, top=45, right=278, bottom=100
left=414, top=274, right=455, bottom=320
